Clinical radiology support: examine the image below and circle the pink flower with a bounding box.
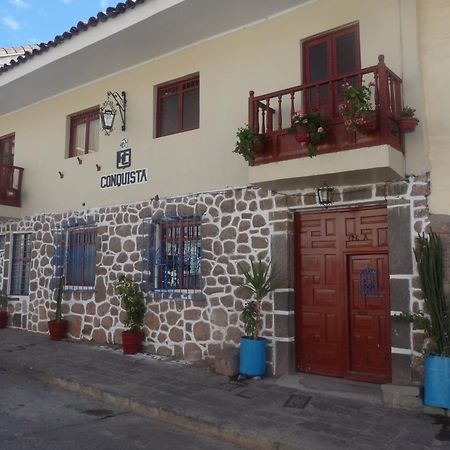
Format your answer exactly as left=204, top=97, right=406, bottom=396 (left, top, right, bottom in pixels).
left=295, top=109, right=304, bottom=116
left=302, top=119, right=308, bottom=124
left=317, top=127, right=324, bottom=133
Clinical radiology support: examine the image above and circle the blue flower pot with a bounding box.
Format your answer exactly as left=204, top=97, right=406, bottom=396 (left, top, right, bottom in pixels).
left=424, top=354, right=450, bottom=409
left=239, top=336, right=267, bottom=377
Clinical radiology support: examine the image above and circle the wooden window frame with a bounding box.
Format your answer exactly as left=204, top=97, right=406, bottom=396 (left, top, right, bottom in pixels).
left=155, top=73, right=200, bottom=138
left=68, top=106, right=100, bottom=158
left=302, top=23, right=361, bottom=83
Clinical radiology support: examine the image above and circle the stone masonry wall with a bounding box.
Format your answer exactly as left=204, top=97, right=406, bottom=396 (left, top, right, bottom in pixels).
left=0, top=174, right=431, bottom=380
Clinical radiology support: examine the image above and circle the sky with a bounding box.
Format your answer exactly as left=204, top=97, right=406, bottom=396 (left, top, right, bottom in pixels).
left=0, top=0, right=119, bottom=48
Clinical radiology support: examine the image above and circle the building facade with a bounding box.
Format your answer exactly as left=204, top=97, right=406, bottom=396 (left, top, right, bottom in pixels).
left=0, top=0, right=448, bottom=386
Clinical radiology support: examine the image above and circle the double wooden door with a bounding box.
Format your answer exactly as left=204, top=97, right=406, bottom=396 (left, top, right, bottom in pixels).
left=295, top=206, right=391, bottom=383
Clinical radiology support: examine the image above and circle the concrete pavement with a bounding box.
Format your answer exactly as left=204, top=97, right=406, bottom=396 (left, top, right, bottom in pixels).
left=0, top=329, right=448, bottom=450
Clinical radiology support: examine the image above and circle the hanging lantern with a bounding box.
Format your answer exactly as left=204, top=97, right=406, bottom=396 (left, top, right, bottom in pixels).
left=100, top=91, right=127, bottom=135
left=317, top=181, right=334, bottom=208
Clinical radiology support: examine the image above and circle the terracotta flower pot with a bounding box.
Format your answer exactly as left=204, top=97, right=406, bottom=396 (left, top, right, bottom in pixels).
left=122, top=330, right=142, bottom=354
left=0, top=310, right=7, bottom=329
left=48, top=319, right=68, bottom=340
left=294, top=123, right=309, bottom=143
left=397, top=117, right=418, bottom=134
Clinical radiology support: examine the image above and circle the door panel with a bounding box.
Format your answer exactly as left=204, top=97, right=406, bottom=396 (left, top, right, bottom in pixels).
left=348, top=254, right=391, bottom=379
left=296, top=206, right=391, bottom=383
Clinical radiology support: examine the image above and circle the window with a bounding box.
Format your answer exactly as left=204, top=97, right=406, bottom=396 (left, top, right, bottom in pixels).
left=143, top=216, right=201, bottom=293
left=302, top=24, right=360, bottom=115
left=156, top=74, right=199, bottom=137
left=10, top=233, right=31, bottom=296
left=68, top=107, right=100, bottom=158
left=53, top=224, right=97, bottom=291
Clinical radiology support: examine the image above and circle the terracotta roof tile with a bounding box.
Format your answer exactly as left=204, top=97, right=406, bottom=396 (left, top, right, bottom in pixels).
left=0, top=0, right=145, bottom=76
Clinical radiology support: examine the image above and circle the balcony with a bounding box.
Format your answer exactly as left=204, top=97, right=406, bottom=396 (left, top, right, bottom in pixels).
left=248, top=55, right=405, bottom=188
left=0, top=164, right=24, bottom=207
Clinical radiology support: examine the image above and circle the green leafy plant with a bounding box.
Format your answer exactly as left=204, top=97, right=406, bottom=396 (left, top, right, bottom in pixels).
left=339, top=81, right=376, bottom=131
left=233, top=124, right=263, bottom=163
left=236, top=259, right=280, bottom=339
left=54, top=276, right=65, bottom=323
left=289, top=109, right=326, bottom=157
left=0, top=290, right=9, bottom=310
left=394, top=232, right=450, bottom=356
left=400, top=106, right=418, bottom=120
left=116, top=274, right=145, bottom=333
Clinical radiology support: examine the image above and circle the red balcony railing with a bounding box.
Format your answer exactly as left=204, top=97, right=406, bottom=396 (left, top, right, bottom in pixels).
left=249, top=55, right=403, bottom=165
left=0, top=164, right=24, bottom=207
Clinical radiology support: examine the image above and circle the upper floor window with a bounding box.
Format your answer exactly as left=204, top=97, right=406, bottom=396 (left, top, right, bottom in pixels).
left=68, top=107, right=100, bottom=158
left=10, top=233, right=31, bottom=296
left=302, top=24, right=360, bottom=115
left=156, top=74, right=199, bottom=137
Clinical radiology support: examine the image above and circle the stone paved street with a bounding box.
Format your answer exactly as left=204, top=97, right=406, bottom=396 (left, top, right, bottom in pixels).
left=1, top=329, right=449, bottom=450
left=0, top=370, right=242, bottom=450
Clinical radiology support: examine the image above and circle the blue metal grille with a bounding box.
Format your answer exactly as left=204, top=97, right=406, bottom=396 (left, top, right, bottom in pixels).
left=10, top=233, right=31, bottom=296
left=359, top=267, right=379, bottom=299
left=52, top=222, right=96, bottom=292
left=142, top=216, right=202, bottom=297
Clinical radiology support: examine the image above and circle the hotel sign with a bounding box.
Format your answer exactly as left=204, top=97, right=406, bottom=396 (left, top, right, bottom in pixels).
left=100, top=138, right=149, bottom=189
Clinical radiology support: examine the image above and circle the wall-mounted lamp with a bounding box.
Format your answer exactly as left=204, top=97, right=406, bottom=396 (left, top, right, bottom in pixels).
left=317, top=181, right=334, bottom=208
left=100, top=91, right=127, bottom=135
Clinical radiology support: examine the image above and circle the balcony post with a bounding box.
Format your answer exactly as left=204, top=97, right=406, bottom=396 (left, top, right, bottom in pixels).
left=377, top=55, right=390, bottom=140
left=248, top=90, right=256, bottom=131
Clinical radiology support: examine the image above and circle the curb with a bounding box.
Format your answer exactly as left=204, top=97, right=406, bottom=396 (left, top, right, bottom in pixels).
left=3, top=361, right=300, bottom=450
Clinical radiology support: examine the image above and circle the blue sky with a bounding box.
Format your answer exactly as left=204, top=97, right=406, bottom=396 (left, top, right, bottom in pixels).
left=0, top=0, right=119, bottom=48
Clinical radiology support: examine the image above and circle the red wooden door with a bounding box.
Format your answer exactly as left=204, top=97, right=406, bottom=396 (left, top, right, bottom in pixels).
left=348, top=254, right=391, bottom=381
left=295, top=206, right=391, bottom=383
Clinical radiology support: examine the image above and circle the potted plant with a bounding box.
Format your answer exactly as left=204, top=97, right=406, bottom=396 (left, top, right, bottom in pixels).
left=339, top=81, right=377, bottom=133
left=48, top=276, right=68, bottom=340
left=393, top=231, right=450, bottom=408
left=116, top=274, right=145, bottom=354
left=233, top=124, right=264, bottom=163
left=0, top=290, right=9, bottom=328
left=236, top=259, right=279, bottom=377
left=290, top=109, right=326, bottom=157
left=397, top=106, right=419, bottom=133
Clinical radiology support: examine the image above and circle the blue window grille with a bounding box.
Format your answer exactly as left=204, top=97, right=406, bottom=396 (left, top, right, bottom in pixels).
left=52, top=222, right=96, bottom=291
left=141, top=216, right=202, bottom=297
left=359, top=267, right=379, bottom=299
left=10, top=233, right=31, bottom=296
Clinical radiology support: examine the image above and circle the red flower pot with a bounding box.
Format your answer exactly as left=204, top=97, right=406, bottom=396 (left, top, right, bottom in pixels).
left=0, top=310, right=7, bottom=328
left=397, top=118, right=418, bottom=134
left=294, top=124, right=309, bottom=143
left=48, top=319, right=67, bottom=340
left=122, top=331, right=142, bottom=354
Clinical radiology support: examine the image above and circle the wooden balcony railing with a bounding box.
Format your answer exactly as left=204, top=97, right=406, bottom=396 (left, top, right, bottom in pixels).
left=249, top=55, right=403, bottom=165
left=0, top=164, right=24, bottom=207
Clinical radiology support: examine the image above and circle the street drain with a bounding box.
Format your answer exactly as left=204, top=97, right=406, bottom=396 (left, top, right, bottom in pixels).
left=284, top=394, right=311, bottom=410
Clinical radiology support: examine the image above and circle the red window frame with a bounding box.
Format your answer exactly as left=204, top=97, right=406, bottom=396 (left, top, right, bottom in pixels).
left=68, top=106, right=100, bottom=158
left=302, top=24, right=361, bottom=116
left=156, top=73, right=200, bottom=138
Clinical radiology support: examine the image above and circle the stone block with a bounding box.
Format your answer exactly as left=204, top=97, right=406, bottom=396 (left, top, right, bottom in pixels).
left=214, top=348, right=239, bottom=377
left=391, top=353, right=412, bottom=385
left=274, top=340, right=295, bottom=375
left=343, top=186, right=372, bottom=202
left=273, top=291, right=295, bottom=312
left=390, top=278, right=410, bottom=311
left=381, top=383, right=422, bottom=410
left=387, top=205, right=412, bottom=274
left=271, top=233, right=294, bottom=289
left=392, top=321, right=410, bottom=349
left=274, top=313, right=295, bottom=339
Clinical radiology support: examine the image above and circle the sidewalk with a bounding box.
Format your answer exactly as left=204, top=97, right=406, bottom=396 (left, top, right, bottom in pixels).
left=0, top=329, right=446, bottom=450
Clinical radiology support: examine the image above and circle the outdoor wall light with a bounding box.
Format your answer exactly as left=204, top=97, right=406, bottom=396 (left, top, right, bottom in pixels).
left=317, top=181, right=334, bottom=208
left=100, top=91, right=127, bottom=135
